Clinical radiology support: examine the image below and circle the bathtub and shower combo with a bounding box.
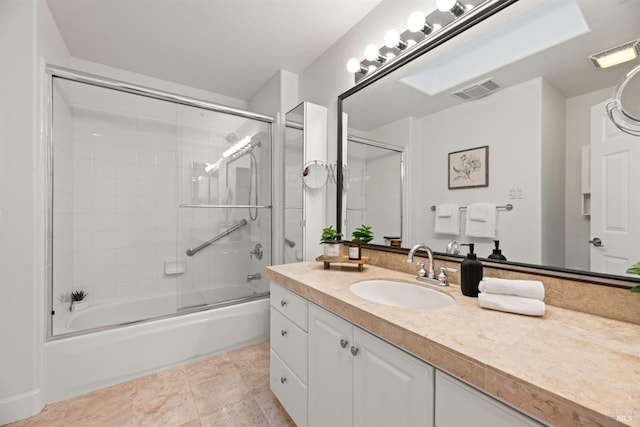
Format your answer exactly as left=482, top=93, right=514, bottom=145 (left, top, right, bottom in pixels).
left=45, top=66, right=275, bottom=402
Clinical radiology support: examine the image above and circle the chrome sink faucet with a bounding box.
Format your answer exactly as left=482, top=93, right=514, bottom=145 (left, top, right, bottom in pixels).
left=406, top=243, right=435, bottom=280
left=406, top=243, right=457, bottom=286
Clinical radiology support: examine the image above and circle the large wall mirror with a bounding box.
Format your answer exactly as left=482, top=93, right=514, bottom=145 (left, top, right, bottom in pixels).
left=338, top=0, right=640, bottom=286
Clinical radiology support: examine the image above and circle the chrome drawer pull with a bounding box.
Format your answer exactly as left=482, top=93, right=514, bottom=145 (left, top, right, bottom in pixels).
left=350, top=346, right=359, bottom=356
left=340, top=339, right=348, bottom=349
left=280, top=376, right=287, bottom=384
left=280, top=299, right=287, bottom=307
left=281, top=329, right=287, bottom=337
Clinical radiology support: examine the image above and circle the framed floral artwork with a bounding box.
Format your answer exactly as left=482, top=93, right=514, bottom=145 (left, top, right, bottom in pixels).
left=448, top=145, right=489, bottom=189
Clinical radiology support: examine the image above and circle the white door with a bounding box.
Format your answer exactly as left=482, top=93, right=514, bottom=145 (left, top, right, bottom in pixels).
left=308, top=304, right=353, bottom=427
left=590, top=101, right=640, bottom=275
left=352, top=328, right=434, bottom=427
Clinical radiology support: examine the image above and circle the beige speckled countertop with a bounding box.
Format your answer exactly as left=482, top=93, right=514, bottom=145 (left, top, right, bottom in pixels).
left=266, top=262, right=640, bottom=427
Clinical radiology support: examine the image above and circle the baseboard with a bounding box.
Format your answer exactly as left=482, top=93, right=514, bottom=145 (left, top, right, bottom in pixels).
left=0, top=388, right=44, bottom=425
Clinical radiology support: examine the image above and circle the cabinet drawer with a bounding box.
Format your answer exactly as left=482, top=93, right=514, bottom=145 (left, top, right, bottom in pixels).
left=435, top=371, right=543, bottom=427
left=270, top=281, right=308, bottom=330
left=271, top=307, right=308, bottom=382
left=270, top=349, right=308, bottom=427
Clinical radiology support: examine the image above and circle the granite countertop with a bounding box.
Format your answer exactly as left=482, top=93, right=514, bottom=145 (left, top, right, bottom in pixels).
left=265, top=262, right=640, bottom=427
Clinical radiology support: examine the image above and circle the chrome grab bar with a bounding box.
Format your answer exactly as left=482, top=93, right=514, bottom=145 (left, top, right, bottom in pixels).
left=186, top=219, right=248, bottom=257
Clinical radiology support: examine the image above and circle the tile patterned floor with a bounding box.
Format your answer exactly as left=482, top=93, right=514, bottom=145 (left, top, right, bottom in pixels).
left=9, top=341, right=294, bottom=427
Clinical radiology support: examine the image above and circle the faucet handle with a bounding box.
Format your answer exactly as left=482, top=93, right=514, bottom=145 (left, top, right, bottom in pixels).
left=417, top=263, right=427, bottom=278
left=437, top=266, right=458, bottom=286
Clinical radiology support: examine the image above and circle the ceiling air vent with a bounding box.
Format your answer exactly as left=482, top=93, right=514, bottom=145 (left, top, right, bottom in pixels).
left=452, top=78, right=500, bottom=101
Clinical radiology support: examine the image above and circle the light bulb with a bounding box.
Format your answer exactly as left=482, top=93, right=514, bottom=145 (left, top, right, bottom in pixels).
left=437, top=0, right=465, bottom=16
left=384, top=29, right=400, bottom=48
left=346, top=58, right=361, bottom=73
left=364, top=44, right=379, bottom=61
left=407, top=11, right=426, bottom=32
left=436, top=0, right=456, bottom=11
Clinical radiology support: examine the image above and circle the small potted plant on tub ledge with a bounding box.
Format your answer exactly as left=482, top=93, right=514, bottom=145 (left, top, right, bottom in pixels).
left=320, top=225, right=343, bottom=259
left=70, top=290, right=88, bottom=312
left=348, top=224, right=374, bottom=260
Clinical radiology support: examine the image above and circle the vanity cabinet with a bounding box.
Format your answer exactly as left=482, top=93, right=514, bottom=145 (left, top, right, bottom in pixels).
left=308, top=303, right=434, bottom=427
left=435, top=370, right=543, bottom=427
left=269, top=283, right=308, bottom=427
left=270, top=281, right=542, bottom=427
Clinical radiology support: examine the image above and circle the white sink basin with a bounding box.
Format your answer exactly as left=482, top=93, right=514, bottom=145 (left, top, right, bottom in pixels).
left=350, top=280, right=455, bottom=310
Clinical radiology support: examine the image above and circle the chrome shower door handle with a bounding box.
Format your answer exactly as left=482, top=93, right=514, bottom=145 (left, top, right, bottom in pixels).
left=589, top=237, right=604, bottom=247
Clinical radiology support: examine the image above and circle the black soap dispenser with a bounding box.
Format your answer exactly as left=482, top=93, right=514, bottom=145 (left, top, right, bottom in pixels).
left=460, top=243, right=483, bottom=297
left=487, top=240, right=507, bottom=261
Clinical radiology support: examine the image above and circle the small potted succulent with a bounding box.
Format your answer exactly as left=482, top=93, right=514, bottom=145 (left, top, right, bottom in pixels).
left=320, top=225, right=343, bottom=258
left=348, top=224, right=374, bottom=260
left=70, top=290, right=88, bottom=312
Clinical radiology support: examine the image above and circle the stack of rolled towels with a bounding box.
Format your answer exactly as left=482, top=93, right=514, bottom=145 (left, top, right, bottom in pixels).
left=478, top=277, right=545, bottom=316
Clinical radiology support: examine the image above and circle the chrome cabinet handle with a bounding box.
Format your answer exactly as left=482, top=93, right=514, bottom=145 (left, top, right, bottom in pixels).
left=340, top=339, right=348, bottom=348
left=350, top=346, right=359, bottom=356
left=280, top=299, right=287, bottom=307
left=281, top=329, right=287, bottom=337
left=589, top=237, right=604, bottom=247
left=280, top=376, right=287, bottom=384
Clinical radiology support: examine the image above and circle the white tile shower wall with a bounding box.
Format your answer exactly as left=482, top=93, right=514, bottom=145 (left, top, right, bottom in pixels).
left=57, top=90, right=180, bottom=311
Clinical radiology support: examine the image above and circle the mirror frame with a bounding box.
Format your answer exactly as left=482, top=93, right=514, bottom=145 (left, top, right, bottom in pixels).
left=336, top=0, right=639, bottom=288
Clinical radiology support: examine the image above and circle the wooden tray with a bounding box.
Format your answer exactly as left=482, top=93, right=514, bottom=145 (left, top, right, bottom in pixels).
left=315, top=255, right=370, bottom=272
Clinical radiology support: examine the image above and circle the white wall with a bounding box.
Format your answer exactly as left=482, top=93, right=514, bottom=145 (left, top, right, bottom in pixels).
left=564, top=87, right=611, bottom=270
left=540, top=79, right=566, bottom=267
left=0, top=0, right=72, bottom=422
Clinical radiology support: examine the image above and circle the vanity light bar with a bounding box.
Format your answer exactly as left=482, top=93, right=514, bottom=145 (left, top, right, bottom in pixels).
left=346, top=0, right=475, bottom=83
left=589, top=39, right=640, bottom=69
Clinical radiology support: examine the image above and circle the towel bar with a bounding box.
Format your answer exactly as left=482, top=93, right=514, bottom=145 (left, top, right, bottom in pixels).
left=430, top=204, right=513, bottom=211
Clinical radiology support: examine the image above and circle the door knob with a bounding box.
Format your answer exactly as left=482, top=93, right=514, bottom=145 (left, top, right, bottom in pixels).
left=589, top=237, right=604, bottom=247
left=350, top=346, right=359, bottom=356
left=340, top=339, right=348, bottom=349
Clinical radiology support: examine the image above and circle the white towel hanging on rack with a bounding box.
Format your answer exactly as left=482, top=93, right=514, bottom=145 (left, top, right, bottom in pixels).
left=434, top=204, right=460, bottom=235
left=465, top=203, right=497, bottom=238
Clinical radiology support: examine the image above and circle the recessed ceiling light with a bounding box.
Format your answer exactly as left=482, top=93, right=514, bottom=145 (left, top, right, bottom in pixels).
left=589, top=39, right=639, bottom=69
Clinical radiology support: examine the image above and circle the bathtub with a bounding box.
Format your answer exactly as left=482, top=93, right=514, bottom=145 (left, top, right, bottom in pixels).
left=44, top=293, right=270, bottom=403
left=52, top=285, right=266, bottom=334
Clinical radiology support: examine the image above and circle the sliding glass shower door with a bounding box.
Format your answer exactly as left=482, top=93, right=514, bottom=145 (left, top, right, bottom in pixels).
left=49, top=69, right=272, bottom=337
left=176, top=105, right=271, bottom=310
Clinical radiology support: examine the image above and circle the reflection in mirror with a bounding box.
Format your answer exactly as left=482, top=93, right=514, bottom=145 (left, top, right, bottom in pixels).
left=301, top=161, right=329, bottom=189
left=191, top=162, right=219, bottom=205
left=346, top=136, right=404, bottom=246
left=607, top=64, right=640, bottom=135
left=340, top=0, right=640, bottom=283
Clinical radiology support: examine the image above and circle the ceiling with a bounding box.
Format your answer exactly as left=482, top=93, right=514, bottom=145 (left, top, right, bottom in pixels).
left=45, top=0, right=384, bottom=101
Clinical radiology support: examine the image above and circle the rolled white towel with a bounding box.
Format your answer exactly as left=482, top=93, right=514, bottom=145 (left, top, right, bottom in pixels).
left=479, top=277, right=545, bottom=301
left=478, top=293, right=545, bottom=317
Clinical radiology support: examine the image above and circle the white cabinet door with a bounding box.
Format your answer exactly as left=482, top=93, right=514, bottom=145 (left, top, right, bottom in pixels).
left=308, top=304, right=353, bottom=427
left=353, top=328, right=434, bottom=427
left=435, top=371, right=542, bottom=427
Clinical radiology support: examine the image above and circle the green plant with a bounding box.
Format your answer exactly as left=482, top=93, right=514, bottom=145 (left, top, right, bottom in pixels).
left=71, top=290, right=87, bottom=302
left=351, top=224, right=374, bottom=244
left=627, top=262, right=640, bottom=292
left=320, top=225, right=342, bottom=244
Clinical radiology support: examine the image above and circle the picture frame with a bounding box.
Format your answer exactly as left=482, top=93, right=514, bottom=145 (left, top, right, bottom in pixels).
left=448, top=145, right=489, bottom=189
